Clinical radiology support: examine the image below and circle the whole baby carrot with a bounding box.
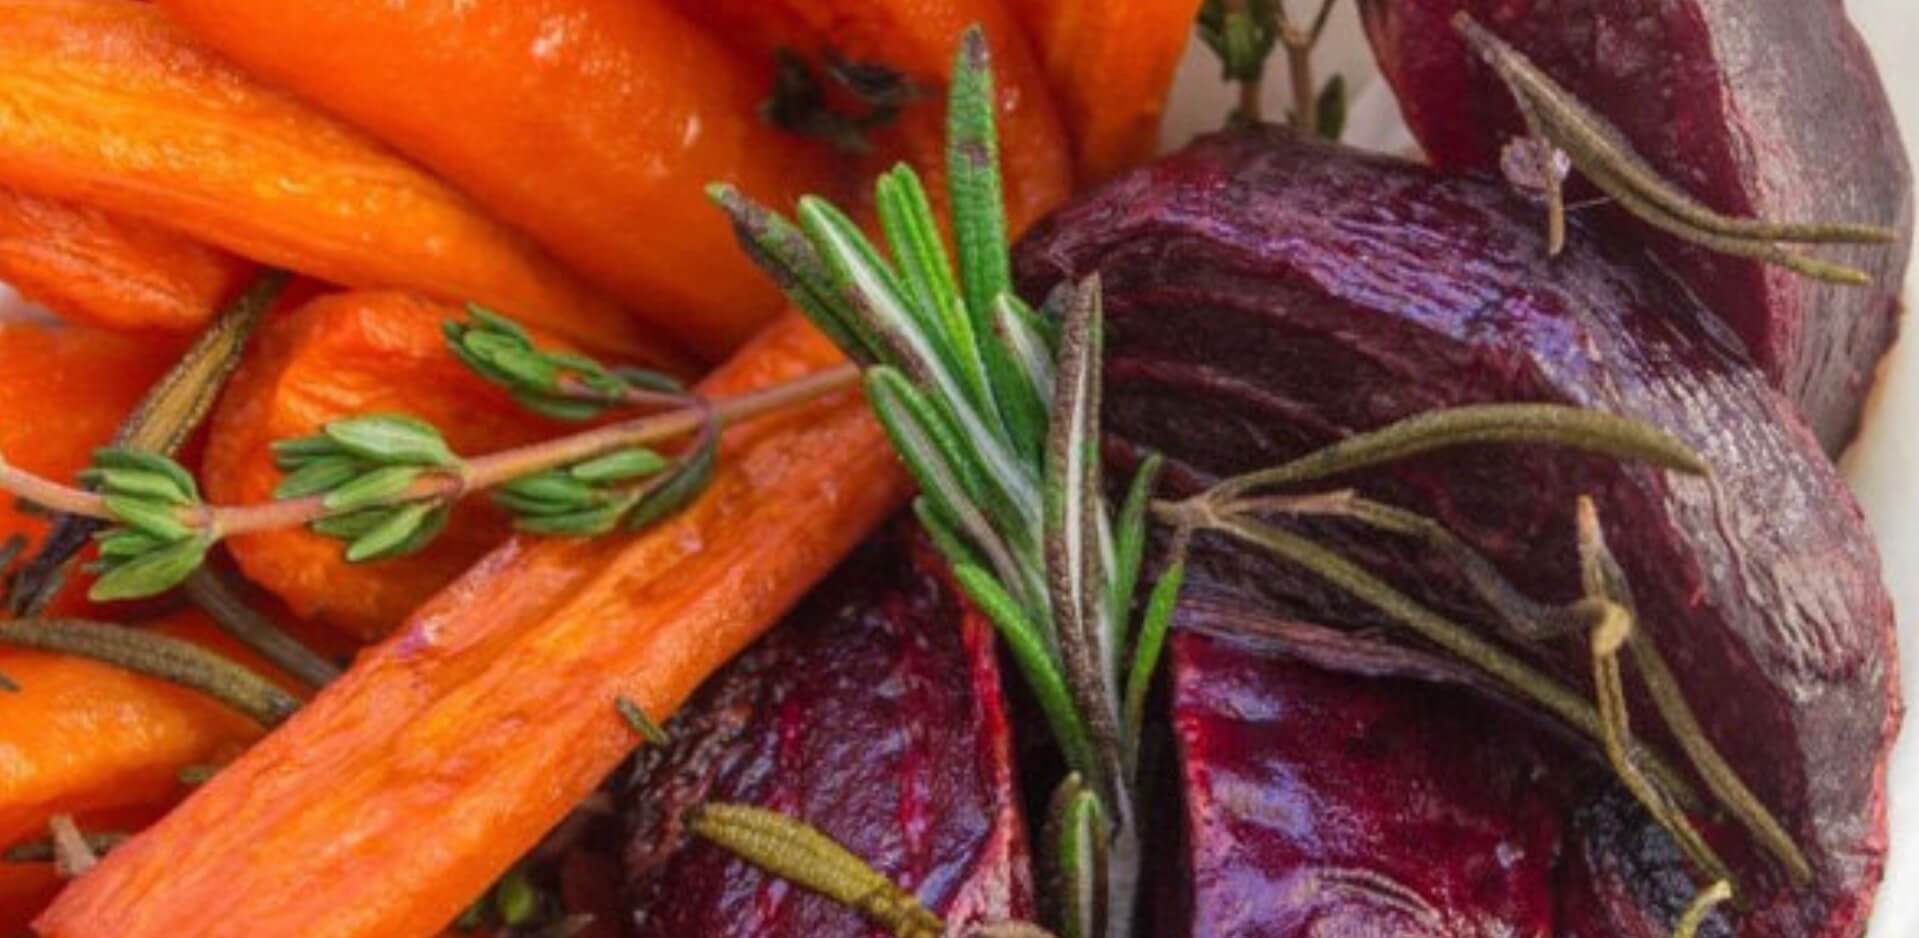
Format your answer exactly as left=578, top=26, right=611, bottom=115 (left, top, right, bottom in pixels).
left=37, top=312, right=910, bottom=938
left=154, top=0, right=844, bottom=360
left=0, top=0, right=684, bottom=365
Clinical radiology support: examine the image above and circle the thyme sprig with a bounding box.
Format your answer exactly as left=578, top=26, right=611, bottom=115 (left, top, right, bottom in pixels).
left=1453, top=12, right=1896, bottom=274
left=7, top=269, right=289, bottom=616
left=0, top=316, right=858, bottom=602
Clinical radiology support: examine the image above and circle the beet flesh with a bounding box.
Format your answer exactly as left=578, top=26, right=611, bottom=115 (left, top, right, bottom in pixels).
left=622, top=528, right=1033, bottom=936
left=1172, top=627, right=1563, bottom=937
left=1357, top=0, right=1913, bottom=451
left=1016, top=128, right=1898, bottom=936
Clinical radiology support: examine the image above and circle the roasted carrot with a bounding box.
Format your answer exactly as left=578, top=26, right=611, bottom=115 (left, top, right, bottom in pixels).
left=204, top=291, right=589, bottom=639
left=670, top=0, right=1076, bottom=237
left=0, top=611, right=301, bottom=849
left=0, top=864, right=61, bottom=934
left=0, top=320, right=185, bottom=613
left=0, top=0, right=683, bottom=365
left=0, top=189, right=253, bottom=333
left=152, top=0, right=842, bottom=360
left=38, top=312, right=908, bottom=938
left=1011, top=0, right=1203, bottom=183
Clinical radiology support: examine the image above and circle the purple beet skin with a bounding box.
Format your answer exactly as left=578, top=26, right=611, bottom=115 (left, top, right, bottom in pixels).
left=1359, top=0, right=1913, bottom=451
left=1173, top=627, right=1563, bottom=938
left=622, top=529, right=1033, bottom=936
left=1016, top=128, right=1898, bottom=937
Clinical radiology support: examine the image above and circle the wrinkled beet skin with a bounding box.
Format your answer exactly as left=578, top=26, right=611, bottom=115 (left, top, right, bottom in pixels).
left=1016, top=129, right=1898, bottom=936
left=1173, top=629, right=1563, bottom=937
left=1359, top=0, right=1913, bottom=451
left=623, top=530, right=1032, bottom=936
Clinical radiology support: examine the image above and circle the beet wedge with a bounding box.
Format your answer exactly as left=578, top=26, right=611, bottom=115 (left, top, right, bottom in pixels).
left=1172, top=626, right=1563, bottom=938
left=623, top=527, right=1033, bottom=935
left=1357, top=0, right=1913, bottom=451
left=1016, top=128, right=1898, bottom=937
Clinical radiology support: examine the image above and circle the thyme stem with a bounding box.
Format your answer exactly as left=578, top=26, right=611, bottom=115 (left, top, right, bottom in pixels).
left=0, top=618, right=298, bottom=726
left=0, top=364, right=861, bottom=538
left=7, top=270, right=289, bottom=616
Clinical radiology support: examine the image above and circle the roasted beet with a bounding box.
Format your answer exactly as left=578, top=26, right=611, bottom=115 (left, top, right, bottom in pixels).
left=1172, top=626, right=1563, bottom=938
left=622, top=529, right=1032, bottom=936
left=1016, top=128, right=1898, bottom=936
left=1357, top=0, right=1913, bottom=450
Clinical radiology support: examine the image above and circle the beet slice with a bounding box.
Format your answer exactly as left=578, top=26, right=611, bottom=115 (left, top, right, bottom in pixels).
left=1016, top=128, right=1898, bottom=936
left=622, top=528, right=1033, bottom=935
left=1356, top=0, right=1913, bottom=451
left=1172, top=627, right=1563, bottom=938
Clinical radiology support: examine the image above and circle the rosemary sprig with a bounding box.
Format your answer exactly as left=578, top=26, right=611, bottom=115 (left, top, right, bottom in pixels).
left=690, top=803, right=1058, bottom=938
left=183, top=566, right=341, bottom=689
left=715, top=27, right=1170, bottom=937
left=1453, top=13, right=1895, bottom=277
left=0, top=617, right=299, bottom=725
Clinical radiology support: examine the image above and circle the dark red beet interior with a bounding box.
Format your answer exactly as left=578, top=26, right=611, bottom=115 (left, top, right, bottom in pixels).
left=1173, top=628, right=1564, bottom=937
left=1016, top=127, right=1898, bottom=937
left=1357, top=0, right=1912, bottom=451
left=622, top=527, right=1032, bottom=936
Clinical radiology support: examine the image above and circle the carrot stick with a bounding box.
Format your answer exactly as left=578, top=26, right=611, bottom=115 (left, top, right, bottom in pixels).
left=1011, top=0, right=1205, bottom=183
left=0, top=0, right=685, bottom=366
left=0, top=189, right=253, bottom=333
left=152, top=0, right=845, bottom=360
left=37, top=312, right=911, bottom=938
left=204, top=291, right=593, bottom=639
left=669, top=0, right=1076, bottom=237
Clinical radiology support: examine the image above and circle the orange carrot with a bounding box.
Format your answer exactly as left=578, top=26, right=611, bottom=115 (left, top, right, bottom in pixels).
left=152, top=0, right=844, bottom=360
left=1011, top=0, right=1204, bottom=183
left=0, top=189, right=253, bottom=333
left=38, top=312, right=910, bottom=938
left=0, top=864, right=61, bottom=934
left=0, top=612, right=298, bottom=851
left=204, top=291, right=590, bottom=639
left=0, top=319, right=184, bottom=613
left=0, top=0, right=685, bottom=365
left=670, top=0, right=1076, bottom=237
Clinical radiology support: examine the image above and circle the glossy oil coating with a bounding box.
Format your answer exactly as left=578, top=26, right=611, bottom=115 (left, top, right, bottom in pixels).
left=156, top=0, right=841, bottom=359
left=1016, top=128, right=1898, bottom=937
left=1173, top=628, right=1562, bottom=938
left=625, top=529, right=1032, bottom=936
left=1358, top=0, right=1913, bottom=452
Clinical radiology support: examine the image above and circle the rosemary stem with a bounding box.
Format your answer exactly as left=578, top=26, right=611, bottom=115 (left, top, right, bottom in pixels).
left=183, top=567, right=341, bottom=689
left=1167, top=505, right=1699, bottom=802
left=0, top=618, right=299, bottom=726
